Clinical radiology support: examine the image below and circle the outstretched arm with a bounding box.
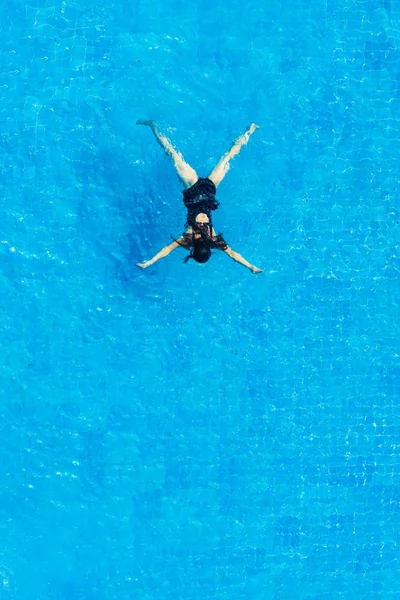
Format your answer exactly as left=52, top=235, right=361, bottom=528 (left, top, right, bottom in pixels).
left=137, top=239, right=183, bottom=269
left=223, top=246, right=263, bottom=274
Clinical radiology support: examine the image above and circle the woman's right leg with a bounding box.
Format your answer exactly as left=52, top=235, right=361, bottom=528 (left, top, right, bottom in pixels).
left=137, top=120, right=198, bottom=188
left=207, top=123, right=260, bottom=187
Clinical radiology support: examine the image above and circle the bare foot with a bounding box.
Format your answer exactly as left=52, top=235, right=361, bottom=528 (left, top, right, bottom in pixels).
left=136, top=119, right=156, bottom=128
left=248, top=123, right=260, bottom=134
left=241, top=123, right=260, bottom=146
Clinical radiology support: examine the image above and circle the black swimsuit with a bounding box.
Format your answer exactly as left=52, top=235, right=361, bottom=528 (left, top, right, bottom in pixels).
left=182, top=178, right=220, bottom=229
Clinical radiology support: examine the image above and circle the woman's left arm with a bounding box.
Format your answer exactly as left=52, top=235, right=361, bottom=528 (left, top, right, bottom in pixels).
left=137, top=239, right=183, bottom=269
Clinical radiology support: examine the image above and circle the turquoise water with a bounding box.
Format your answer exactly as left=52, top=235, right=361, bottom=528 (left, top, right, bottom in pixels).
left=1, top=0, right=399, bottom=598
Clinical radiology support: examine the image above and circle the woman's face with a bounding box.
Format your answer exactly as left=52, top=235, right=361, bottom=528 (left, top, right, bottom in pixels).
left=194, top=212, right=210, bottom=224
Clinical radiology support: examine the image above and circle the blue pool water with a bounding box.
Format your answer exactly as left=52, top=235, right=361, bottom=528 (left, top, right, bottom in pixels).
left=1, top=0, right=400, bottom=598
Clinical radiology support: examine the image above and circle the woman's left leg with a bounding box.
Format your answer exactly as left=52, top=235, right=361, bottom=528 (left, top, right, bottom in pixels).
left=137, top=120, right=198, bottom=188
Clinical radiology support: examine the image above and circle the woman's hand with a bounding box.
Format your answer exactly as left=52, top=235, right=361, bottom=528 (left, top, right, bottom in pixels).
left=136, top=261, right=152, bottom=269
left=250, top=266, right=263, bottom=274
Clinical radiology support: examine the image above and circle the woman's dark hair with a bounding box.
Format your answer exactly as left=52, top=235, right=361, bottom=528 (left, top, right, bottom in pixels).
left=185, top=240, right=211, bottom=263
left=172, top=223, right=228, bottom=264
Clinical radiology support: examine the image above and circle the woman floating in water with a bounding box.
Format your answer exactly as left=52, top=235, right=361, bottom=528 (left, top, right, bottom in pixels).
left=136, top=120, right=262, bottom=273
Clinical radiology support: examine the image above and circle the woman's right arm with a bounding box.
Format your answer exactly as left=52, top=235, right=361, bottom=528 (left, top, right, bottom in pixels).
left=223, top=246, right=263, bottom=273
